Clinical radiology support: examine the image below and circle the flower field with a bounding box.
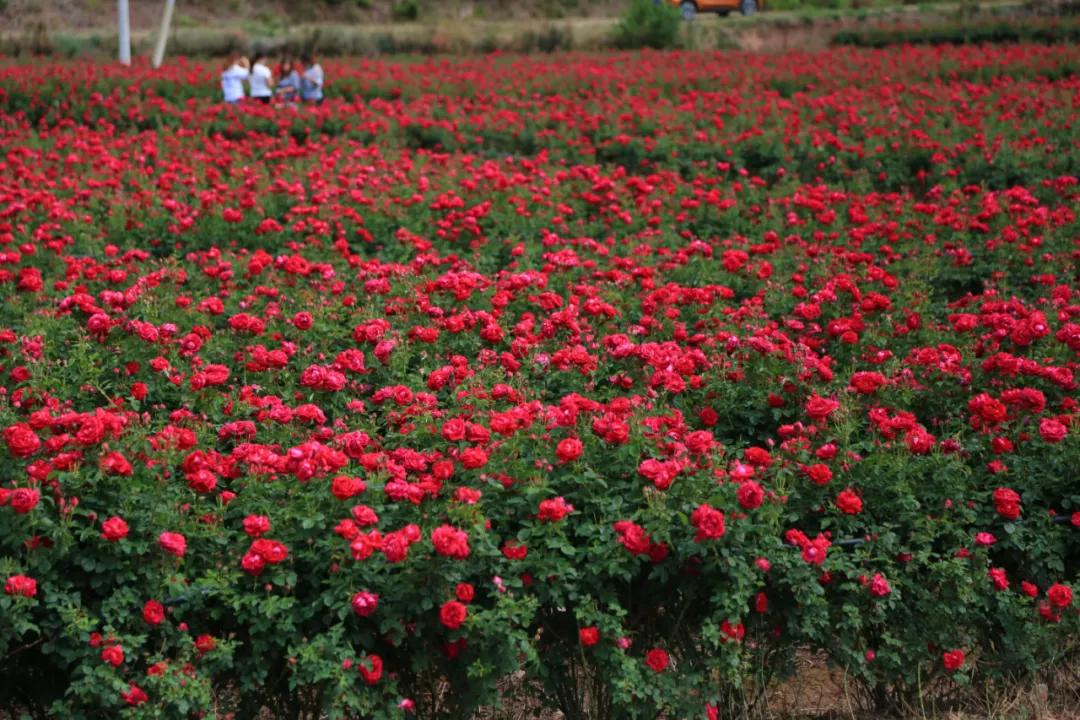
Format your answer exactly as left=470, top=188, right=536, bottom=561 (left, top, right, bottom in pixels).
left=0, top=46, right=1079, bottom=719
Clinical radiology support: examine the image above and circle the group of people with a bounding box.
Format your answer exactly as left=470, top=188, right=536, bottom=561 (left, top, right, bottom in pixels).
left=221, top=53, right=324, bottom=105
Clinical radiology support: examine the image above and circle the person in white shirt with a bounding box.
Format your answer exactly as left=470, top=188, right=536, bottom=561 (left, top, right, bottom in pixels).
left=249, top=54, right=274, bottom=104
left=299, top=52, right=324, bottom=104
left=221, top=55, right=250, bottom=104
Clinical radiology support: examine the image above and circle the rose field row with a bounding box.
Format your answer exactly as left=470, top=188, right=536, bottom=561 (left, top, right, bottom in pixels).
left=0, top=46, right=1078, bottom=719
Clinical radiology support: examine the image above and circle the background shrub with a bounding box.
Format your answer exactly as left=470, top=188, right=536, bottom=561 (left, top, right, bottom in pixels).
left=612, top=0, right=681, bottom=49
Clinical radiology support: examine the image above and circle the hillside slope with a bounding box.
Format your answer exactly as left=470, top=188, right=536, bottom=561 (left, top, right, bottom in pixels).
left=1, top=0, right=626, bottom=33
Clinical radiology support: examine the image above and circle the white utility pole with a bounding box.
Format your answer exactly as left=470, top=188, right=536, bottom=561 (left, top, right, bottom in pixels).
left=152, top=0, right=176, bottom=68
left=118, top=0, right=131, bottom=65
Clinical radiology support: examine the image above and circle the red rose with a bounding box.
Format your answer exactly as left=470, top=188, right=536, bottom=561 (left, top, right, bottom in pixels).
left=358, top=654, right=383, bottom=685
left=992, top=487, right=1021, bottom=520
left=721, top=248, right=748, bottom=271
left=454, top=487, right=481, bottom=504
left=380, top=531, right=409, bottom=563
left=241, top=551, right=265, bottom=576
left=10, top=487, right=40, bottom=514
left=4, top=574, right=37, bottom=598
left=816, top=443, right=839, bottom=460
left=836, top=489, right=863, bottom=515
left=131, top=382, right=147, bottom=401
left=645, top=648, right=669, bottom=673
left=869, top=573, right=891, bottom=598
left=250, top=538, right=289, bottom=564
left=158, top=531, right=187, bottom=558
left=685, top=430, right=714, bottom=454
left=849, top=371, right=885, bottom=394
left=638, top=458, right=680, bottom=490
left=501, top=540, right=528, bottom=560
left=101, top=516, right=130, bottom=541
left=969, top=394, right=1007, bottom=425
left=1038, top=418, right=1067, bottom=444
left=440, top=600, right=468, bottom=630
left=744, top=447, right=773, bottom=467
left=243, top=514, right=271, bottom=537
left=805, top=394, right=840, bottom=421
left=905, top=428, right=935, bottom=454
left=1047, top=583, right=1073, bottom=609
left=4, top=423, right=41, bottom=458
left=459, top=446, right=488, bottom=469
left=431, top=525, right=470, bottom=559
left=352, top=591, right=379, bottom=617
left=942, top=649, right=965, bottom=671
left=331, top=475, right=365, bottom=500
left=555, top=437, right=583, bottom=463
left=194, top=634, right=215, bottom=654
left=720, top=619, right=745, bottom=642
left=579, top=626, right=600, bottom=647
left=801, top=535, right=830, bottom=566
left=186, top=469, right=217, bottom=493
left=803, top=463, right=833, bottom=486
left=455, top=583, right=475, bottom=603
left=121, top=683, right=148, bottom=706
left=537, top=496, right=574, bottom=522
left=293, top=312, right=313, bottom=330
left=615, top=522, right=652, bottom=555
left=737, top=481, right=764, bottom=510
left=351, top=505, right=379, bottom=526
left=143, top=599, right=165, bottom=625
left=99, top=451, right=133, bottom=476
left=1038, top=601, right=1062, bottom=623
left=690, top=504, right=725, bottom=542
left=441, top=418, right=467, bottom=442
left=101, top=644, right=124, bottom=667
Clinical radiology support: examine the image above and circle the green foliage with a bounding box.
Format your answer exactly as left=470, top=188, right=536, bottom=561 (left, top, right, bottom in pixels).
left=613, top=0, right=682, bottom=50
left=392, top=0, right=421, bottom=22
left=833, top=17, right=1080, bottom=46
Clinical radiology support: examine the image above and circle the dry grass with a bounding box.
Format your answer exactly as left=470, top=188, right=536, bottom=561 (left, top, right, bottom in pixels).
left=416, top=651, right=1080, bottom=720
left=762, top=650, right=1080, bottom=720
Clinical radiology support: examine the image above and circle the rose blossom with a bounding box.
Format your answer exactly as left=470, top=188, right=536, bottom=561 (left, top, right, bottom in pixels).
left=4, top=574, right=37, bottom=597
left=101, top=516, right=129, bottom=541
left=439, top=600, right=467, bottom=630
left=645, top=648, right=669, bottom=672
left=158, top=531, right=187, bottom=558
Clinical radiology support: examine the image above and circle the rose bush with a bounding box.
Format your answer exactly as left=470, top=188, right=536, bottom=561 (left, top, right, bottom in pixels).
left=0, top=45, right=1078, bottom=719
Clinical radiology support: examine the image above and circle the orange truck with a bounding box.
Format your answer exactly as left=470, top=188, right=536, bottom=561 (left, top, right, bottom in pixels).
left=668, top=0, right=763, bottom=18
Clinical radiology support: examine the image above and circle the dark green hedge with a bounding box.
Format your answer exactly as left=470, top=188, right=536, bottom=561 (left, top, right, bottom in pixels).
left=832, top=18, right=1080, bottom=46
